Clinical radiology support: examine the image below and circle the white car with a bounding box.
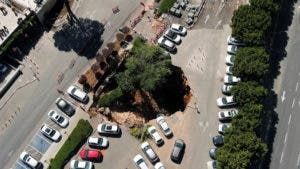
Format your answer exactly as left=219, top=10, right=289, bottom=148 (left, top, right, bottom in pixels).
left=224, top=75, right=241, bottom=84
left=97, top=123, right=121, bottom=135
left=216, top=96, right=236, bottom=107
left=70, top=160, right=93, bottom=169
left=67, top=85, right=89, bottom=103
left=225, top=54, right=235, bottom=65
left=171, top=23, right=187, bottom=36
left=133, top=154, right=149, bottom=169
left=147, top=126, right=164, bottom=145
left=19, top=151, right=39, bottom=168
left=141, top=142, right=159, bottom=163
left=87, top=136, right=108, bottom=148
left=207, top=160, right=218, bottom=169
left=227, top=45, right=239, bottom=54
left=218, top=124, right=231, bottom=134
left=156, top=114, right=173, bottom=137
left=164, top=29, right=181, bottom=44
left=157, top=36, right=176, bottom=53
left=48, top=110, right=69, bottom=128
left=227, top=35, right=245, bottom=46
left=154, top=162, right=166, bottom=169
left=221, top=84, right=233, bottom=94
left=225, top=66, right=233, bottom=75
left=40, top=124, right=61, bottom=141
left=218, top=109, right=238, bottom=121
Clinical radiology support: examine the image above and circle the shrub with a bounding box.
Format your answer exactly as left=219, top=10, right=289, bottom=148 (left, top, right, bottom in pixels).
left=116, top=33, right=125, bottom=41
left=48, top=120, right=92, bottom=169
left=98, top=87, right=124, bottom=107
left=102, top=48, right=112, bottom=57
left=130, top=125, right=151, bottom=142
left=158, top=0, right=176, bottom=13
left=107, top=42, right=115, bottom=49
left=91, top=63, right=100, bottom=73
left=78, top=75, right=87, bottom=84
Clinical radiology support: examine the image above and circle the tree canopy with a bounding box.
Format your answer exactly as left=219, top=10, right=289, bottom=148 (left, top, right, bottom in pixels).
left=116, top=38, right=172, bottom=93
left=233, top=47, right=269, bottom=80
left=231, top=5, right=272, bottom=46
left=231, top=81, right=268, bottom=106
left=250, top=0, right=279, bottom=15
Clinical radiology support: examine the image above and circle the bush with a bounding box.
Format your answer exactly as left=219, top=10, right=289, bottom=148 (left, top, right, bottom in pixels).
left=78, top=75, right=87, bottom=84
left=130, top=125, right=151, bottom=142
left=98, top=87, right=124, bottom=107
left=158, top=0, right=176, bottom=13
left=132, top=37, right=145, bottom=52
left=116, top=33, right=125, bottom=41
left=48, top=120, right=93, bottom=169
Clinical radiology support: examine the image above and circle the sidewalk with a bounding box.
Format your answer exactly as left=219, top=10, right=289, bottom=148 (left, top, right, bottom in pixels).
left=40, top=108, right=90, bottom=168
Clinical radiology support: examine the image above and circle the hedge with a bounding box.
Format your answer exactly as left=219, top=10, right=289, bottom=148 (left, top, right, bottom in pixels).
left=98, top=87, right=123, bottom=107
left=48, top=119, right=93, bottom=169
left=158, top=0, right=176, bottom=14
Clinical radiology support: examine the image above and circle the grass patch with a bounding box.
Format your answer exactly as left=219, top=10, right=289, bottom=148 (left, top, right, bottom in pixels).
left=130, top=125, right=151, bottom=142
left=48, top=119, right=93, bottom=169
left=98, top=87, right=124, bottom=107
left=158, top=0, right=176, bottom=13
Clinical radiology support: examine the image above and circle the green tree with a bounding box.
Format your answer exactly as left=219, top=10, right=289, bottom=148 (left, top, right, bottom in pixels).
left=233, top=47, right=269, bottom=80
left=250, top=0, right=279, bottom=15
left=217, top=131, right=268, bottom=169
left=232, top=104, right=264, bottom=132
left=231, top=5, right=272, bottom=46
left=231, top=81, right=267, bottom=106
left=116, top=42, right=172, bottom=93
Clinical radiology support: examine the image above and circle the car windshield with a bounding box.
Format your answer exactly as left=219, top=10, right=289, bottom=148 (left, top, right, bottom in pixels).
left=222, top=125, right=228, bottom=130
left=71, top=88, right=76, bottom=94
left=49, top=129, right=56, bottom=136
left=57, top=116, right=64, bottom=123
left=228, top=76, right=233, bottom=82
left=229, top=66, right=233, bottom=72
left=23, top=154, right=29, bottom=161
left=150, top=129, right=156, bottom=134
left=98, top=138, right=103, bottom=144
left=167, top=31, right=176, bottom=38
left=106, top=125, right=112, bottom=130
left=222, top=98, right=227, bottom=104
left=175, top=142, right=183, bottom=148
left=220, top=112, right=225, bottom=117
left=177, top=26, right=183, bottom=31
left=137, top=159, right=144, bottom=165
left=230, top=56, right=235, bottom=62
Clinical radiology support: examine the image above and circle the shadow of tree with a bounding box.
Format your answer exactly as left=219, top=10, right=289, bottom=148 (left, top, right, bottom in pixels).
left=53, top=18, right=104, bottom=59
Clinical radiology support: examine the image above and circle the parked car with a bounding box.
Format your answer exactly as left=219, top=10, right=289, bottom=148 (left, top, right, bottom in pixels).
left=133, top=154, right=149, bottom=169
left=154, top=162, right=166, bottom=169
left=171, top=24, right=187, bottom=36
left=19, top=151, right=39, bottom=168
left=40, top=124, right=61, bottom=142
left=55, top=97, right=75, bottom=116
left=148, top=126, right=164, bottom=145
left=212, top=135, right=224, bottom=147
left=87, top=136, right=109, bottom=148
left=141, top=142, right=159, bottom=163
left=225, top=66, right=233, bottom=75
left=156, top=114, right=173, bottom=137
left=97, top=123, right=121, bottom=135
left=80, top=148, right=102, bottom=161
left=224, top=75, right=241, bottom=84
left=70, top=160, right=93, bottom=169
left=225, top=54, right=235, bottom=66
left=221, top=84, right=233, bottom=95
left=227, top=35, right=245, bottom=46
left=164, top=29, right=181, bottom=44
left=209, top=148, right=218, bottom=160
left=218, top=124, right=231, bottom=134
left=170, top=139, right=185, bottom=163
left=157, top=36, right=176, bottom=53
left=218, top=109, right=238, bottom=121
left=216, top=96, right=236, bottom=107
left=48, top=110, right=69, bottom=128
left=0, top=63, right=8, bottom=75
left=67, top=85, right=89, bottom=103
left=227, top=45, right=239, bottom=54
left=207, top=160, right=218, bottom=169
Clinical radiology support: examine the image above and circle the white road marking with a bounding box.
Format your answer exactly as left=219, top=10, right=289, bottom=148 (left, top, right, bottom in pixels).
left=297, top=153, right=300, bottom=166
left=292, top=98, right=295, bottom=108
left=215, top=2, right=225, bottom=17
left=296, top=82, right=299, bottom=91
left=28, top=144, right=43, bottom=155
left=214, top=20, right=222, bottom=29
left=280, top=151, right=284, bottom=163
left=204, top=14, right=210, bottom=24
left=288, top=114, right=292, bottom=124
left=281, top=90, right=286, bottom=102
left=284, top=132, right=288, bottom=143
left=8, top=150, right=14, bottom=157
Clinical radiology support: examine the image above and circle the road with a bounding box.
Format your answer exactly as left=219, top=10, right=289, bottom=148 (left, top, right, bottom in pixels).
left=269, top=1, right=300, bottom=169
left=0, top=0, right=142, bottom=168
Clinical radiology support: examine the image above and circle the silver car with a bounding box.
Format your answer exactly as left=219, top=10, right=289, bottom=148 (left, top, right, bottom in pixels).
left=141, top=142, right=159, bottom=163
left=157, top=36, right=176, bottom=53
left=48, top=110, right=69, bottom=128
left=156, top=114, right=173, bottom=137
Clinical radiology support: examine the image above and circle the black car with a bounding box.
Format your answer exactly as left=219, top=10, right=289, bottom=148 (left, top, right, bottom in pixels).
left=212, top=135, right=224, bottom=147
left=170, top=139, right=185, bottom=163
left=209, top=148, right=218, bottom=159
left=55, top=97, right=75, bottom=116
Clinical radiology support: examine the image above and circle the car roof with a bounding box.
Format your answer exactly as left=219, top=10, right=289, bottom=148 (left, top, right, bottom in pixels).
left=171, top=23, right=181, bottom=30
left=88, top=137, right=98, bottom=143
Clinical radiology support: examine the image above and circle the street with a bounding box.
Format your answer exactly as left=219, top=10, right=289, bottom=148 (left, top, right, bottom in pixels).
left=269, top=1, right=300, bottom=169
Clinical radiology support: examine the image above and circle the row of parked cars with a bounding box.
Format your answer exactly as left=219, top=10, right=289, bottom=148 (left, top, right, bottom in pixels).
left=19, top=85, right=90, bottom=169
left=133, top=114, right=186, bottom=169
left=157, top=23, right=187, bottom=53
left=207, top=35, right=244, bottom=169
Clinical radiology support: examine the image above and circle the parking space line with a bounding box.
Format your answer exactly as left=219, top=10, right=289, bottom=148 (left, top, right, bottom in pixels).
left=15, top=160, right=29, bottom=169
left=35, top=133, right=52, bottom=144
left=28, top=144, right=44, bottom=155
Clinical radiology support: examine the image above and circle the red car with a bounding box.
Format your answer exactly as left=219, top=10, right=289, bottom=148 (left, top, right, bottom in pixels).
left=79, top=148, right=102, bottom=161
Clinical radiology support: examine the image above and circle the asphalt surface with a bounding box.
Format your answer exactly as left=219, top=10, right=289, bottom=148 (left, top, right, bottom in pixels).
left=0, top=0, right=141, bottom=168
left=269, top=2, right=300, bottom=169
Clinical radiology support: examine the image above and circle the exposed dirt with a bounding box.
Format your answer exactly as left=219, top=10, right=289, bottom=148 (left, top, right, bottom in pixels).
left=111, top=111, right=145, bottom=127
